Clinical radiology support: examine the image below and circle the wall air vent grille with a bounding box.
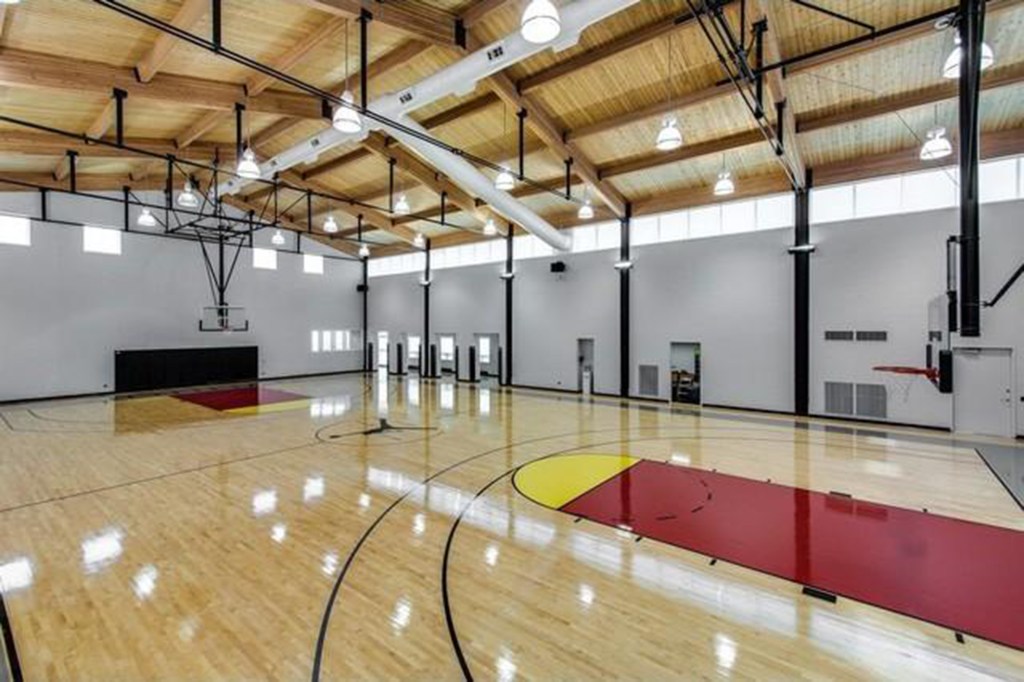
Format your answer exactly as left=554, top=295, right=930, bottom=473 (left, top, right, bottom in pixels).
left=856, top=383, right=887, bottom=418
left=825, top=330, right=855, bottom=341
left=825, top=382, right=854, bottom=415
left=856, top=330, right=888, bottom=342
left=638, top=365, right=659, bottom=397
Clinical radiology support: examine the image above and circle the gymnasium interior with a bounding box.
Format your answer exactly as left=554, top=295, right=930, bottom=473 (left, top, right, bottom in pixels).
left=0, top=0, right=1022, bottom=679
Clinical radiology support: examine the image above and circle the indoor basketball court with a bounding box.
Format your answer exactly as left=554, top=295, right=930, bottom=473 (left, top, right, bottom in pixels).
left=0, top=0, right=1022, bottom=680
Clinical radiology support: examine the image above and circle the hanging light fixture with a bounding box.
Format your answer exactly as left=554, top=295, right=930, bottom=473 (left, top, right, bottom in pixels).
left=521, top=0, right=561, bottom=44
left=323, top=215, right=339, bottom=233
left=333, top=21, right=363, bottom=134
left=413, top=232, right=425, bottom=249
left=359, top=242, right=370, bottom=258
left=137, top=208, right=157, bottom=228
left=578, top=187, right=594, bottom=219
left=942, top=32, right=994, bottom=79
left=236, top=147, right=261, bottom=179
left=656, top=118, right=683, bottom=152
left=394, top=193, right=411, bottom=215
left=271, top=229, right=286, bottom=246
left=920, top=127, right=953, bottom=160
left=495, top=168, right=516, bottom=191
left=714, top=171, right=735, bottom=196
left=483, top=218, right=498, bottom=236
left=177, top=180, right=199, bottom=209
left=655, top=32, right=683, bottom=151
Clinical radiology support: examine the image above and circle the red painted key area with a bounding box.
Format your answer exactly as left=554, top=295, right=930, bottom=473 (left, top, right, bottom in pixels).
left=562, top=460, right=1024, bottom=649
left=175, top=386, right=306, bottom=411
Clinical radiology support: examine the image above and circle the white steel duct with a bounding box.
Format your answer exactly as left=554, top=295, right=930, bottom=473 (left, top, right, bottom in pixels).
left=218, top=0, right=640, bottom=250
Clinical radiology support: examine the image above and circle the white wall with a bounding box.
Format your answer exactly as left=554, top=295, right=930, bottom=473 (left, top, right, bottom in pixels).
left=367, top=199, right=1024, bottom=434
left=0, top=191, right=363, bottom=402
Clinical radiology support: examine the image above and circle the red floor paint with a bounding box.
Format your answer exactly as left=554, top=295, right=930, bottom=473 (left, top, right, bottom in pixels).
left=562, top=460, right=1024, bottom=650
left=175, top=386, right=307, bottom=411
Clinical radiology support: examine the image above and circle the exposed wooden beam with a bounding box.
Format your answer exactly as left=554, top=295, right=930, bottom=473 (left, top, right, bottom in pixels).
left=798, top=62, right=1024, bottom=134
left=518, top=3, right=720, bottom=93
left=459, top=0, right=513, bottom=28
left=0, top=49, right=322, bottom=119
left=755, top=0, right=805, bottom=187
left=53, top=96, right=120, bottom=181
left=291, top=0, right=456, bottom=47
left=486, top=72, right=628, bottom=217
left=135, top=0, right=208, bottom=83
left=250, top=40, right=426, bottom=149
left=0, top=131, right=235, bottom=160
left=598, top=129, right=764, bottom=178
left=0, top=172, right=166, bottom=193
left=418, top=91, right=499, bottom=129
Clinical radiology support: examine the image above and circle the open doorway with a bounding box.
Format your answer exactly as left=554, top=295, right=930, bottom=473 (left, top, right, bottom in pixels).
left=670, top=342, right=701, bottom=405
left=437, top=334, right=456, bottom=375
left=376, top=331, right=389, bottom=369
left=405, top=333, right=422, bottom=373
left=475, top=333, right=500, bottom=380
left=578, top=338, right=594, bottom=394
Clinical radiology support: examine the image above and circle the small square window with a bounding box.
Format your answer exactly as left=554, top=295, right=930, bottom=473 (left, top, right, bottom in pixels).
left=82, top=225, right=121, bottom=255
left=303, top=254, right=324, bottom=274
left=322, top=330, right=333, bottom=352
left=311, top=330, right=320, bottom=353
left=253, top=247, right=277, bottom=270
left=0, top=215, right=31, bottom=246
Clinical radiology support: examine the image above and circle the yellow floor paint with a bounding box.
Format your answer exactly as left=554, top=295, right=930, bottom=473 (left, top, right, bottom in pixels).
left=224, top=399, right=311, bottom=416
left=514, top=453, right=640, bottom=509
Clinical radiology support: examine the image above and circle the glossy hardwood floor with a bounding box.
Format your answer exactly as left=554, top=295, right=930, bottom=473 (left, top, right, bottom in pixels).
left=0, top=372, right=1021, bottom=680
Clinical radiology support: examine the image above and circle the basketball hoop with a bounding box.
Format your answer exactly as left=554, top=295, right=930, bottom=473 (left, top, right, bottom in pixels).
left=873, top=366, right=939, bottom=403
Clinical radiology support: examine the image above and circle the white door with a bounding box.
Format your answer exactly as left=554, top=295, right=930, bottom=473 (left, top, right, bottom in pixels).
left=953, top=348, right=1014, bottom=437
left=377, top=331, right=389, bottom=368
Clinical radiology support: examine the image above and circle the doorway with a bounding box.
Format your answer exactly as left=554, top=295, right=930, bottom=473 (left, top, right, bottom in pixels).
left=577, top=338, right=594, bottom=394
left=953, top=347, right=1015, bottom=437
left=376, top=331, right=389, bottom=369
left=405, top=334, right=422, bottom=372
left=670, top=342, right=701, bottom=405
left=437, top=334, right=456, bottom=375
left=475, top=333, right=500, bottom=380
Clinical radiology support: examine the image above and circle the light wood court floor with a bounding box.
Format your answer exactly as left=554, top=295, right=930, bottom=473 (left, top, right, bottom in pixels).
left=0, top=373, right=1021, bottom=680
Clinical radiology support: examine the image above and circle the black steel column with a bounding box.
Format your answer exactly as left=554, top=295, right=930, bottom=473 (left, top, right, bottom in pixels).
left=958, top=0, right=984, bottom=337
left=122, top=186, right=130, bottom=231
left=794, top=170, right=813, bottom=416
left=423, top=239, right=431, bottom=378
left=362, top=257, right=369, bottom=371
left=359, top=10, right=371, bottom=110
left=505, top=224, right=514, bottom=385
left=619, top=204, right=631, bottom=398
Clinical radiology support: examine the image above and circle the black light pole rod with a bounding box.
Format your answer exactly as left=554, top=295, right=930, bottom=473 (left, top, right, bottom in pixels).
left=113, top=88, right=127, bottom=147
left=359, top=9, right=371, bottom=111
left=388, top=158, right=396, bottom=213
left=67, top=150, right=78, bottom=193
left=211, top=0, right=221, bottom=49
left=234, top=103, right=245, bottom=158
left=958, top=0, right=984, bottom=337
left=564, top=158, right=573, bottom=199
left=517, top=108, right=527, bottom=180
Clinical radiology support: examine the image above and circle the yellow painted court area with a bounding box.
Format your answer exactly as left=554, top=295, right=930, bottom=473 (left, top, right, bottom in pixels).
left=224, top=400, right=312, bottom=416
left=514, top=453, right=640, bottom=509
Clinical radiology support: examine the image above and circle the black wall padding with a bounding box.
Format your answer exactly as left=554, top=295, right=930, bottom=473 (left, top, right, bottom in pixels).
left=114, top=346, right=258, bottom=392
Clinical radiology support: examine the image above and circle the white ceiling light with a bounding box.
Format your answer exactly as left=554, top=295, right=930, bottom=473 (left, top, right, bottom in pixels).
left=613, top=259, right=633, bottom=270
left=920, top=126, right=953, bottom=160
left=656, top=118, right=683, bottom=151
left=713, top=170, right=735, bottom=196
left=177, top=180, right=199, bottom=209
left=359, top=242, right=370, bottom=258
left=521, top=0, right=561, bottom=44
left=271, top=229, right=286, bottom=246
left=323, top=215, right=339, bottom=233
left=483, top=218, right=498, bottom=236
left=495, top=168, right=516, bottom=191
left=942, top=33, right=994, bottom=79
left=333, top=90, right=363, bottom=134
left=136, top=208, right=157, bottom=228
left=236, top=147, right=261, bottom=179
left=394, top=193, right=411, bottom=215
left=413, top=232, right=425, bottom=249
left=578, top=198, right=594, bottom=220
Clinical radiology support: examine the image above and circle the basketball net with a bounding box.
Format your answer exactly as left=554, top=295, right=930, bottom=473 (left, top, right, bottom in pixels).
left=873, top=366, right=939, bottom=404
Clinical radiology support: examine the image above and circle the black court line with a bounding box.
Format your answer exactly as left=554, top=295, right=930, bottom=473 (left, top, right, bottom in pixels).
left=0, top=590, right=23, bottom=682
left=973, top=446, right=1024, bottom=511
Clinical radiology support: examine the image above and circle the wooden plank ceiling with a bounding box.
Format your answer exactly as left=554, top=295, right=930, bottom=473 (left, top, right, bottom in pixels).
left=1, top=0, right=1023, bottom=256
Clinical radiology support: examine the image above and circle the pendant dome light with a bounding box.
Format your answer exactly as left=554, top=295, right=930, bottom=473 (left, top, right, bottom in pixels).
left=236, top=147, right=261, bottom=179
left=655, top=32, right=683, bottom=151
left=521, top=0, right=561, bottom=45
left=394, top=193, right=411, bottom=215
left=495, top=102, right=517, bottom=191
left=713, top=154, right=735, bottom=196
left=920, top=127, right=953, bottom=161
left=413, top=232, right=425, bottom=249
left=333, top=21, right=363, bottom=134
left=177, top=180, right=199, bottom=209
left=323, top=215, right=339, bottom=233
left=577, top=187, right=594, bottom=220
left=271, top=229, right=286, bottom=246
left=359, top=242, right=371, bottom=258
left=483, top=217, right=498, bottom=236
left=137, top=208, right=157, bottom=228
left=942, top=33, right=994, bottom=80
